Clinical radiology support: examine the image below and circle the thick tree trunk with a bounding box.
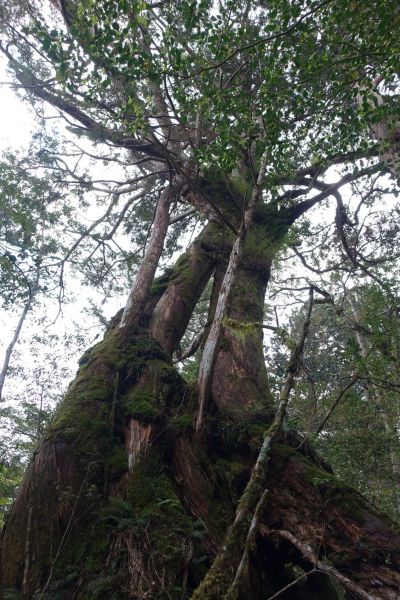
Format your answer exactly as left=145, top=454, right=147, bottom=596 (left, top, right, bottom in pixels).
left=196, top=153, right=268, bottom=430
left=2, top=199, right=400, bottom=599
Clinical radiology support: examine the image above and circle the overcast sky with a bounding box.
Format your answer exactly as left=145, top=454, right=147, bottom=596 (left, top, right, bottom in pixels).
left=0, top=57, right=33, bottom=149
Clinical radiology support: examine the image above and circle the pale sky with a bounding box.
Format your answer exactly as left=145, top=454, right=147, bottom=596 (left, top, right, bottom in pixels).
left=0, top=57, right=33, bottom=148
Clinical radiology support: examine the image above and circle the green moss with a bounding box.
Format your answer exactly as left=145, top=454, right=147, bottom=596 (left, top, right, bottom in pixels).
left=121, top=356, right=185, bottom=425
left=190, top=505, right=251, bottom=600
left=292, top=451, right=368, bottom=523
left=123, top=389, right=159, bottom=422
left=44, top=449, right=205, bottom=599
left=147, top=358, right=178, bottom=380
left=41, top=332, right=181, bottom=488
left=75, top=332, right=133, bottom=372
left=2, top=589, right=20, bottom=600
left=8, top=332, right=209, bottom=599
left=105, top=446, right=128, bottom=478
left=123, top=450, right=209, bottom=595
left=77, top=344, right=96, bottom=367
left=197, top=175, right=243, bottom=224
left=223, top=317, right=258, bottom=340
left=272, top=438, right=294, bottom=455
left=245, top=230, right=277, bottom=262
left=214, top=459, right=248, bottom=496
left=127, top=451, right=174, bottom=510
left=170, top=412, right=194, bottom=432
left=209, top=417, right=249, bottom=448
left=149, top=268, right=173, bottom=297
left=169, top=252, right=192, bottom=283
left=208, top=407, right=271, bottom=451
left=86, top=575, right=115, bottom=598
left=247, top=424, right=265, bottom=450
left=244, top=203, right=294, bottom=267
left=226, top=264, right=267, bottom=326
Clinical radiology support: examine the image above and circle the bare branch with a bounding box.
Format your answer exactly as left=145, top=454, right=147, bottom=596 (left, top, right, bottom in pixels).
left=315, top=374, right=361, bottom=435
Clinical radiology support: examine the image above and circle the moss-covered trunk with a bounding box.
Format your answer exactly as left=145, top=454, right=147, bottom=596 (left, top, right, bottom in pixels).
left=2, top=201, right=400, bottom=599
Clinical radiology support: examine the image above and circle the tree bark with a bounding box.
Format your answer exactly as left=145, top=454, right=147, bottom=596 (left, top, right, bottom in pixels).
left=357, top=82, right=400, bottom=182
left=119, top=183, right=178, bottom=337
left=2, top=195, right=400, bottom=600
left=0, top=300, right=31, bottom=401
left=196, top=153, right=268, bottom=431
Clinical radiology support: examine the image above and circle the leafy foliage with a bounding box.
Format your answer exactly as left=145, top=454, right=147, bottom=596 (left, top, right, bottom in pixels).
left=269, top=285, right=400, bottom=518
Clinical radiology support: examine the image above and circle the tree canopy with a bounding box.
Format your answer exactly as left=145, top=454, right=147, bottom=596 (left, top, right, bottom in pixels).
left=1, top=0, right=400, bottom=598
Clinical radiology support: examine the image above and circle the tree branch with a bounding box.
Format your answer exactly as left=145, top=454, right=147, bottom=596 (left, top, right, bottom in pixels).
left=266, top=529, right=378, bottom=600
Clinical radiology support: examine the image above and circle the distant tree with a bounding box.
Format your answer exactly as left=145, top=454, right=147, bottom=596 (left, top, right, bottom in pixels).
left=268, top=284, right=400, bottom=520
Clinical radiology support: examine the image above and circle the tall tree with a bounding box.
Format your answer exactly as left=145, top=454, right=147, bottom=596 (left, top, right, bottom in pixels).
left=1, top=1, right=400, bottom=598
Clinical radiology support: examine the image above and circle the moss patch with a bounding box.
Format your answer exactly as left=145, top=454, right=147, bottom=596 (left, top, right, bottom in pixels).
left=122, top=389, right=160, bottom=422
left=286, top=446, right=368, bottom=524
left=223, top=317, right=259, bottom=341
left=105, top=446, right=128, bottom=479
left=48, top=332, right=175, bottom=455
left=170, top=412, right=194, bottom=433
left=36, top=448, right=210, bottom=599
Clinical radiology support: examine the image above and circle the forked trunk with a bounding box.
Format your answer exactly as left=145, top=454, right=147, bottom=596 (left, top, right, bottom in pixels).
left=2, top=208, right=400, bottom=600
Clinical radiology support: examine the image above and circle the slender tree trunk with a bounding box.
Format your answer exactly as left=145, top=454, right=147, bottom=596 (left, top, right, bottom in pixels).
left=0, top=302, right=31, bottom=400
left=0, top=268, right=39, bottom=400
left=119, top=183, right=179, bottom=337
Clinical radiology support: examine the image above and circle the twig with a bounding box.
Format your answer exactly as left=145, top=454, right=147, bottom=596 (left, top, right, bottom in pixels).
left=315, top=374, right=361, bottom=435
left=174, top=328, right=204, bottom=363
left=266, top=568, right=316, bottom=600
